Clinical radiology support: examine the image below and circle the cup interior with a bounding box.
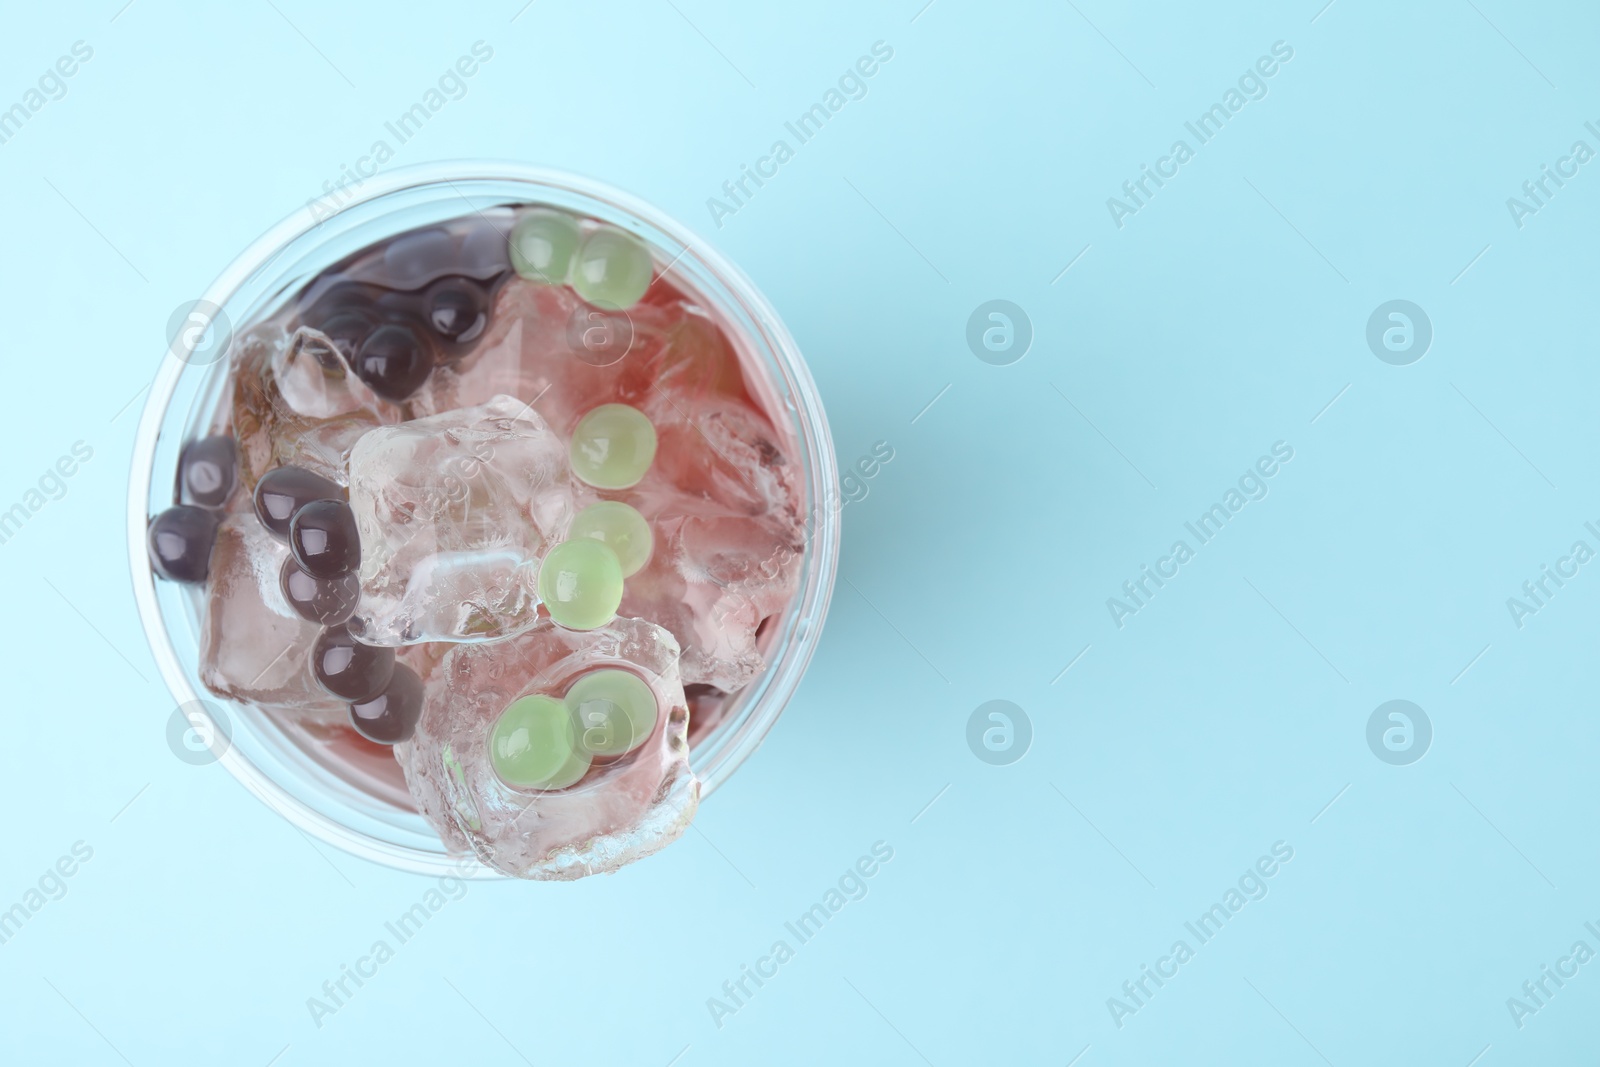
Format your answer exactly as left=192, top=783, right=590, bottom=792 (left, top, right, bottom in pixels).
left=128, top=163, right=840, bottom=877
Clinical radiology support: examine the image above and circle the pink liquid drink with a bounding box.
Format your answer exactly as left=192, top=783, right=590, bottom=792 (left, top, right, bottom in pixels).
left=146, top=206, right=806, bottom=878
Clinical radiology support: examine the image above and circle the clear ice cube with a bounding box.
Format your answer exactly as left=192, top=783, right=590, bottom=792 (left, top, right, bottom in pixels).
left=609, top=395, right=805, bottom=690
left=619, top=512, right=802, bottom=691
left=199, top=514, right=346, bottom=722
left=413, top=279, right=674, bottom=430
left=346, top=394, right=576, bottom=645
left=411, top=276, right=764, bottom=433
left=395, top=616, right=699, bottom=879
left=231, top=325, right=401, bottom=490
left=637, top=394, right=803, bottom=522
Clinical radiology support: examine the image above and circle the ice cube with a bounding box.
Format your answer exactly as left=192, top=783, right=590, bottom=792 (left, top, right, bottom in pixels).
left=414, top=280, right=662, bottom=426
left=619, top=512, right=802, bottom=691
left=638, top=394, right=802, bottom=521
left=413, top=276, right=760, bottom=434
left=199, top=514, right=346, bottom=721
left=395, top=616, right=699, bottom=879
left=597, top=392, right=804, bottom=690
left=231, top=325, right=401, bottom=490
left=346, top=395, right=576, bottom=645
left=201, top=511, right=458, bottom=812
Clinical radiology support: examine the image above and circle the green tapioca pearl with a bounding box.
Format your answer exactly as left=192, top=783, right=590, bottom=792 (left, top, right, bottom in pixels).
left=566, top=669, right=659, bottom=756
left=489, top=694, right=591, bottom=790
left=537, top=538, right=624, bottom=630
left=569, top=501, right=653, bottom=577
left=570, top=404, right=657, bottom=489
left=571, top=226, right=654, bottom=310
left=509, top=209, right=581, bottom=285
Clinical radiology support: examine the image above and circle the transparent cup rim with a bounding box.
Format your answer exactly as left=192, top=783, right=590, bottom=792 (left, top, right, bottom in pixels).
left=127, top=160, right=840, bottom=878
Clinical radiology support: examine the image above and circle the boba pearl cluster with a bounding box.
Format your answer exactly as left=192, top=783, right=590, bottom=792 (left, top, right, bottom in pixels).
left=536, top=402, right=658, bottom=631
left=290, top=208, right=655, bottom=406
left=147, top=436, right=234, bottom=583
left=509, top=209, right=655, bottom=309
left=501, top=401, right=660, bottom=790
left=259, top=464, right=424, bottom=745
left=150, top=445, right=419, bottom=745
left=300, top=244, right=504, bottom=404
left=489, top=669, right=659, bottom=791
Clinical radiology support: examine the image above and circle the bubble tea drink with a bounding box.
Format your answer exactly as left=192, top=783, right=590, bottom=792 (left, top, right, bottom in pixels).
left=146, top=205, right=806, bottom=879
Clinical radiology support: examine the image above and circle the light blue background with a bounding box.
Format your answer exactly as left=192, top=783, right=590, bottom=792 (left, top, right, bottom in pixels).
left=2, top=0, right=1597, bottom=1063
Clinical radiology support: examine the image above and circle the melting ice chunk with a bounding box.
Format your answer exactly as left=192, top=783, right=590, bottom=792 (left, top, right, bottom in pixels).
left=395, top=616, right=698, bottom=879
left=413, top=279, right=665, bottom=430
left=620, top=513, right=802, bottom=691
left=231, top=325, right=401, bottom=490
left=640, top=395, right=801, bottom=520
left=346, top=394, right=576, bottom=645
left=199, top=514, right=346, bottom=721
left=413, top=277, right=752, bottom=437
left=614, top=395, right=805, bottom=690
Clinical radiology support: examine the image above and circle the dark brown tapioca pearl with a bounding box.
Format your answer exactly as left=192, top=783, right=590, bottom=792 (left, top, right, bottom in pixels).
left=457, top=215, right=514, bottom=279
left=381, top=228, right=455, bottom=289
left=372, top=286, right=421, bottom=320
left=303, top=280, right=378, bottom=321
left=312, top=624, right=395, bottom=701
left=254, top=466, right=344, bottom=539
left=148, top=506, right=220, bottom=583
left=280, top=556, right=359, bottom=625
left=289, top=499, right=360, bottom=579
left=354, top=323, right=433, bottom=402
left=316, top=308, right=378, bottom=364
left=425, top=278, right=487, bottom=345
left=348, top=663, right=423, bottom=744
left=176, top=436, right=236, bottom=509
